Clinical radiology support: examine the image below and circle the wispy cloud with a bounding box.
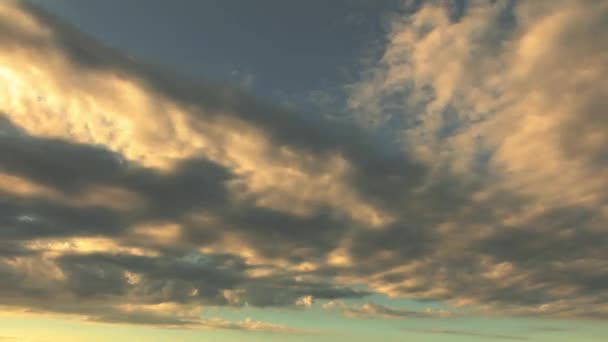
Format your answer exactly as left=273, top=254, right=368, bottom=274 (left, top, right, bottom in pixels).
left=346, top=0, right=608, bottom=319
left=323, top=301, right=452, bottom=319
left=409, top=328, right=528, bottom=341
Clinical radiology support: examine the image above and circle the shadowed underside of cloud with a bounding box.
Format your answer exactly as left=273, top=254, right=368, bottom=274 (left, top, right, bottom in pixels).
left=0, top=0, right=606, bottom=332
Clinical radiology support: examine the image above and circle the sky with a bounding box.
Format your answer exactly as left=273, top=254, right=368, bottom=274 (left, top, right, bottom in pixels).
left=0, top=0, right=607, bottom=341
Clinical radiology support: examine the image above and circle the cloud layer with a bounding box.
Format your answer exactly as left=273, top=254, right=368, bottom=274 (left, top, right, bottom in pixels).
left=347, top=0, right=608, bottom=319
left=0, top=0, right=606, bottom=332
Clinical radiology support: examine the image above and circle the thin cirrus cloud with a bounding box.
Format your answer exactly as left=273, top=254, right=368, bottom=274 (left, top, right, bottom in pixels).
left=409, top=328, right=528, bottom=341
left=0, top=0, right=606, bottom=336
left=323, top=300, right=452, bottom=319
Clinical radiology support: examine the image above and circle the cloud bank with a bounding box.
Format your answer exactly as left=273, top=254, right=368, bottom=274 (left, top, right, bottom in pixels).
left=0, top=0, right=606, bottom=332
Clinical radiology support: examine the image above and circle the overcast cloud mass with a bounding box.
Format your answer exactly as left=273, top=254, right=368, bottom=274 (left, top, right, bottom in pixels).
left=0, top=0, right=607, bottom=340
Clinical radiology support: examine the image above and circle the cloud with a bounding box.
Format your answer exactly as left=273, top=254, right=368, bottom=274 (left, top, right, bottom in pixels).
left=295, top=295, right=314, bottom=308
left=410, top=328, right=528, bottom=341
left=1, top=0, right=405, bottom=230
left=323, top=300, right=451, bottom=319
left=0, top=0, right=606, bottom=331
left=345, top=0, right=608, bottom=319
left=90, top=311, right=305, bottom=334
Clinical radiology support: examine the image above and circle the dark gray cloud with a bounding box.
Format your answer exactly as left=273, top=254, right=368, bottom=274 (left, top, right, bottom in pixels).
left=0, top=112, right=358, bottom=256
left=0, top=116, right=126, bottom=193
left=53, top=251, right=368, bottom=306
left=0, top=195, right=127, bottom=239
left=0, top=247, right=367, bottom=323
left=0, top=112, right=369, bottom=321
